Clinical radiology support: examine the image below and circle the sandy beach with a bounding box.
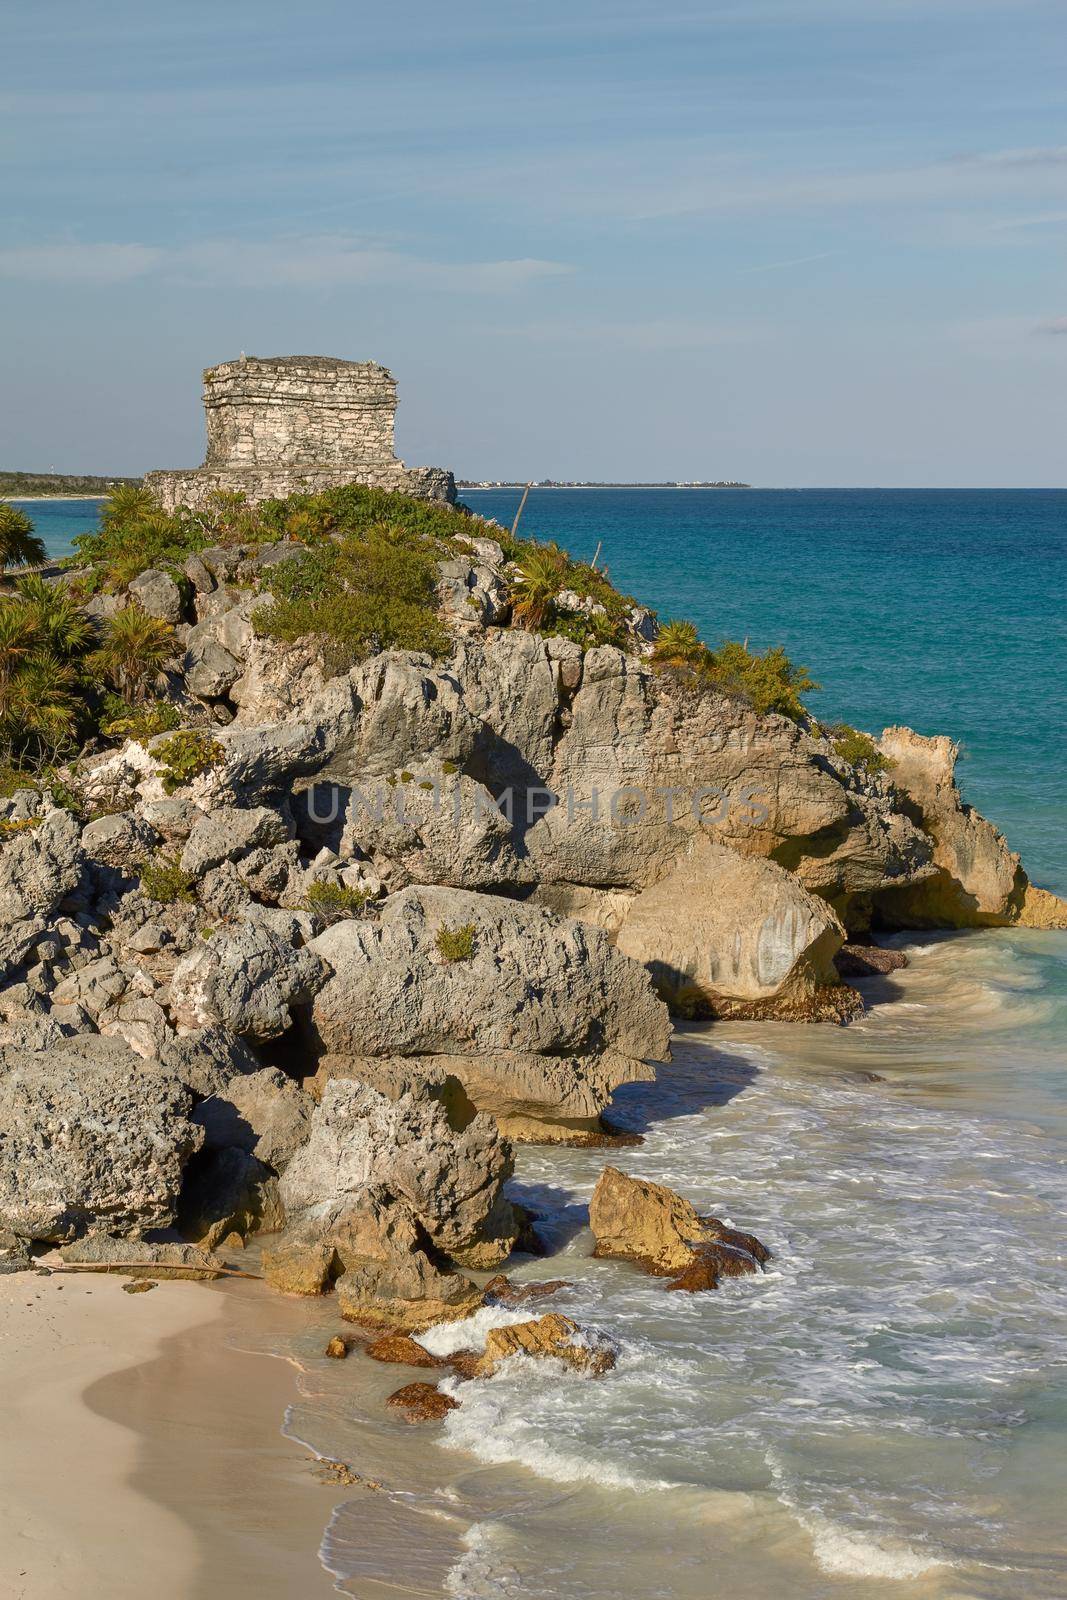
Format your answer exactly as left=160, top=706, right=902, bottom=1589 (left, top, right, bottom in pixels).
left=0, top=1266, right=337, bottom=1600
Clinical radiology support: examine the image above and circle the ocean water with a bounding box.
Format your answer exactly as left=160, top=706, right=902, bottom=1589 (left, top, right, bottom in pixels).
left=20, top=492, right=1067, bottom=1595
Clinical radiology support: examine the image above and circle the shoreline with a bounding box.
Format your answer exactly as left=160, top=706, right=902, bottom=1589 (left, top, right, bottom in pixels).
left=0, top=1266, right=337, bottom=1600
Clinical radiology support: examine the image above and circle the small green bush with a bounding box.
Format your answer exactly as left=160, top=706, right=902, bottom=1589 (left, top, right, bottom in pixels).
left=651, top=623, right=817, bottom=722
left=154, top=729, right=224, bottom=794
left=69, top=487, right=208, bottom=591
left=253, top=521, right=451, bottom=672
left=101, top=696, right=181, bottom=742
left=139, top=853, right=195, bottom=903
left=303, top=880, right=372, bottom=923
left=435, top=921, right=476, bottom=962
left=831, top=724, right=892, bottom=773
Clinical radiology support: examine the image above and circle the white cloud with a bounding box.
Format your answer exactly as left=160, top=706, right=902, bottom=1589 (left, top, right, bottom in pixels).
left=1035, top=316, right=1067, bottom=335
left=0, top=237, right=571, bottom=293
left=0, top=242, right=161, bottom=283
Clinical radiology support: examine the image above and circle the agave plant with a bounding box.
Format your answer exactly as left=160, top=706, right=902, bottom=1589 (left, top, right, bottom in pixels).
left=88, top=605, right=177, bottom=703
left=0, top=505, right=46, bottom=578
left=510, top=545, right=568, bottom=631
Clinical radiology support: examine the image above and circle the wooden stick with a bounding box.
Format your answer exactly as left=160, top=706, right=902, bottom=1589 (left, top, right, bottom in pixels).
left=590, top=540, right=602, bottom=571
left=510, top=482, right=532, bottom=538
left=53, top=1262, right=264, bottom=1281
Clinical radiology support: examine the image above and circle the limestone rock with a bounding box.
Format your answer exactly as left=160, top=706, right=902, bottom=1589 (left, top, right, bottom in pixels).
left=0, top=1043, right=201, bottom=1243
left=0, top=809, right=83, bottom=927
left=128, top=567, right=185, bottom=624
left=180, top=805, right=291, bottom=878
left=157, top=1025, right=262, bottom=1098
left=874, top=727, right=1025, bottom=926
left=59, top=1236, right=222, bottom=1280
left=305, top=886, right=670, bottom=1139
left=194, top=1066, right=313, bottom=1172
left=279, top=1076, right=513, bottom=1266
left=365, top=1332, right=443, bottom=1367
left=589, top=1166, right=769, bottom=1293
left=472, top=1313, right=616, bottom=1378
left=613, top=835, right=858, bottom=1021
left=385, top=1381, right=460, bottom=1422
left=169, top=922, right=328, bottom=1040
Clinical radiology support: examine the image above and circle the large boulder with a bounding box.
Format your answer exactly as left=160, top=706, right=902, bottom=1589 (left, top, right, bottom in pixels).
left=304, top=886, right=671, bottom=1140
left=262, top=1075, right=511, bottom=1327
left=0, top=1041, right=201, bottom=1244
left=589, top=1166, right=769, bottom=1292
left=169, top=920, right=329, bottom=1040
left=0, top=809, right=83, bottom=927
left=611, top=836, right=859, bottom=1021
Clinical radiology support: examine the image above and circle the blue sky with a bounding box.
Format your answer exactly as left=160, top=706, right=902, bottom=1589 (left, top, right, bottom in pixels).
left=2, top=0, right=1065, bottom=483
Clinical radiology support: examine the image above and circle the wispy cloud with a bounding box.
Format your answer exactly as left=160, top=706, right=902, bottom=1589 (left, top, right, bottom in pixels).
left=1035, top=316, right=1067, bottom=335
left=0, top=237, right=571, bottom=293
left=740, top=251, right=837, bottom=274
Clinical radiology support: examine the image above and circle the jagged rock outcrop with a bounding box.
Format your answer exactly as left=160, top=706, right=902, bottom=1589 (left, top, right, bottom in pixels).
left=0, top=1040, right=201, bottom=1244
left=262, top=1075, right=513, bottom=1327
left=873, top=727, right=1067, bottom=927
left=589, top=1166, right=769, bottom=1292
left=169, top=919, right=329, bottom=1040
left=303, top=886, right=671, bottom=1140
left=472, top=1313, right=617, bottom=1377
left=612, top=836, right=859, bottom=1021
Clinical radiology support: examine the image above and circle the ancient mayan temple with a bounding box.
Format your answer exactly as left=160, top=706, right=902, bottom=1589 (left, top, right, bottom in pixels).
left=144, top=355, right=456, bottom=511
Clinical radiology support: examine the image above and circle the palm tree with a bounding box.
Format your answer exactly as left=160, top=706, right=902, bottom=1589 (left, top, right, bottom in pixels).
left=100, top=484, right=159, bottom=530
left=652, top=619, right=707, bottom=670
left=88, top=606, right=176, bottom=703
left=15, top=574, right=93, bottom=656
left=0, top=505, right=46, bottom=578
left=0, top=651, right=78, bottom=768
left=0, top=601, right=40, bottom=687
left=510, top=546, right=567, bottom=630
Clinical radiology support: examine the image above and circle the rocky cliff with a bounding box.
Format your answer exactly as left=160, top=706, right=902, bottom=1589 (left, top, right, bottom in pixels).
left=1, top=477, right=1062, bottom=1321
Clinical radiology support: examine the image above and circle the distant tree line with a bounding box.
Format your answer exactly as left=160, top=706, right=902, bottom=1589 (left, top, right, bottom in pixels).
left=0, top=471, right=140, bottom=497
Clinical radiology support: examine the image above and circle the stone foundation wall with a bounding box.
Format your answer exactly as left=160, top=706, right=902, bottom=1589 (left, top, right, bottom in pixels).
left=145, top=463, right=456, bottom=514
left=145, top=354, right=455, bottom=510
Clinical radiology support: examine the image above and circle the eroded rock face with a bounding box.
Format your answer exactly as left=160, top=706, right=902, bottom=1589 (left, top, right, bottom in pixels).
left=262, top=1075, right=513, bottom=1328
left=0, top=1042, right=201, bottom=1244
left=612, top=836, right=859, bottom=1021
left=304, top=886, right=671, bottom=1139
left=169, top=921, right=329, bottom=1040
left=873, top=727, right=1025, bottom=925
left=589, top=1166, right=769, bottom=1293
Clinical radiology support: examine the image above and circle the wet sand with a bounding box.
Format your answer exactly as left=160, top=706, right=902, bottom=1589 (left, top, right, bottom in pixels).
left=0, top=1266, right=338, bottom=1600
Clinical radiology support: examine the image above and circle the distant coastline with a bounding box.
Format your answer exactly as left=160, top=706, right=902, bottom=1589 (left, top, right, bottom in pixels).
left=0, top=470, right=138, bottom=498
left=459, top=480, right=750, bottom=490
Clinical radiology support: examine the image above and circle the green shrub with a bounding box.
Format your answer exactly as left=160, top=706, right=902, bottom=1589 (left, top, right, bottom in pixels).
left=253, top=521, right=450, bottom=671
left=100, top=696, right=181, bottom=742
left=506, top=537, right=635, bottom=641
left=435, top=921, right=476, bottom=962
left=139, top=852, right=195, bottom=903
left=69, top=488, right=207, bottom=591
left=831, top=724, right=892, bottom=773
left=651, top=625, right=817, bottom=722
left=303, top=880, right=372, bottom=923
left=154, top=729, right=224, bottom=793
left=0, top=505, right=46, bottom=573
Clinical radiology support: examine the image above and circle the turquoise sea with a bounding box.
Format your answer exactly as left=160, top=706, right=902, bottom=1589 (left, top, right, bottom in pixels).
left=21, top=491, right=1067, bottom=1597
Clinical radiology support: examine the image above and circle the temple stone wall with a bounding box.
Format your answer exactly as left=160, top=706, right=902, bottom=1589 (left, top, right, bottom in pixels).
left=145, top=354, right=455, bottom=510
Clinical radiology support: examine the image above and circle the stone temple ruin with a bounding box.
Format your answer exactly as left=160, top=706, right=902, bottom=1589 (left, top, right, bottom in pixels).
left=145, top=355, right=456, bottom=511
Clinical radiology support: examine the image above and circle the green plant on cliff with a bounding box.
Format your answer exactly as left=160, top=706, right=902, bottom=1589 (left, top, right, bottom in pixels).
left=100, top=694, right=180, bottom=742
left=88, top=606, right=177, bottom=703
left=507, top=539, right=633, bottom=644
left=831, top=724, right=892, bottom=773
left=510, top=545, right=569, bottom=630
left=154, top=728, right=224, bottom=793
left=252, top=520, right=450, bottom=671
left=69, top=487, right=207, bottom=591
left=303, top=880, right=373, bottom=923
left=435, top=921, right=476, bottom=962
left=651, top=622, right=816, bottom=722
left=0, top=506, right=47, bottom=577
left=0, top=579, right=94, bottom=770
left=139, top=852, right=196, bottom=904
